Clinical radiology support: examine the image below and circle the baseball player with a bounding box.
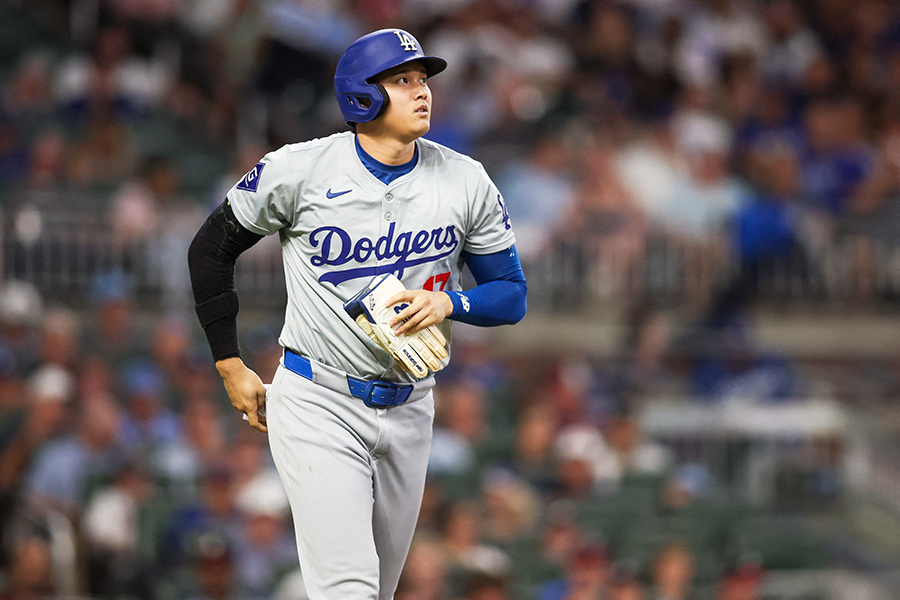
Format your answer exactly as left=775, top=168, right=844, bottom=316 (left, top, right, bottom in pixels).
left=187, top=28, right=527, bottom=600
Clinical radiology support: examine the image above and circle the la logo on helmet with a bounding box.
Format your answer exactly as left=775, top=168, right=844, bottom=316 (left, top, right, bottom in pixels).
left=394, top=31, right=417, bottom=52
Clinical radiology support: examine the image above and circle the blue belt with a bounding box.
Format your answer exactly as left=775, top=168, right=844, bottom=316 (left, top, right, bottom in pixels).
left=283, top=349, right=414, bottom=409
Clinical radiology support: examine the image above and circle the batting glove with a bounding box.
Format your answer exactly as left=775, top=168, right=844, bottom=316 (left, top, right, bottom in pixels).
left=344, top=273, right=448, bottom=378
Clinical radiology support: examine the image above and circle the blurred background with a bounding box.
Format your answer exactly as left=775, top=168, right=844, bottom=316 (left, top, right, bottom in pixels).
left=1, top=0, right=900, bottom=599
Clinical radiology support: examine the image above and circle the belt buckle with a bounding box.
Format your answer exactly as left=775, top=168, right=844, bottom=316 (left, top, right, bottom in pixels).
left=362, top=379, right=412, bottom=408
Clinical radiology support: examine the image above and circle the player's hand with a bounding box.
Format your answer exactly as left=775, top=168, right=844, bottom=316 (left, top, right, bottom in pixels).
left=344, top=274, right=448, bottom=378
left=386, top=289, right=453, bottom=336
left=215, top=357, right=268, bottom=433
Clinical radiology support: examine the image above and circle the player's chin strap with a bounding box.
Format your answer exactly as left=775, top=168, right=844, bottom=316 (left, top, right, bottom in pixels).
left=195, top=289, right=239, bottom=328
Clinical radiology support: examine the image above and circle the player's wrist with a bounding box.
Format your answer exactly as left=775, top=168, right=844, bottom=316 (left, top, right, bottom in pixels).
left=445, top=291, right=471, bottom=320
left=215, top=356, right=247, bottom=378
left=438, top=291, right=454, bottom=318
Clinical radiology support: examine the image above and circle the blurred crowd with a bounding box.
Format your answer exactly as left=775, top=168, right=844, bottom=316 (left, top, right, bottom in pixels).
left=0, top=271, right=811, bottom=600
left=1, top=0, right=900, bottom=315
left=1, top=0, right=899, bottom=599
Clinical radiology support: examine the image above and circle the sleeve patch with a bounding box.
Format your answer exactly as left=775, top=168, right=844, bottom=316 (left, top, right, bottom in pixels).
left=236, top=162, right=265, bottom=192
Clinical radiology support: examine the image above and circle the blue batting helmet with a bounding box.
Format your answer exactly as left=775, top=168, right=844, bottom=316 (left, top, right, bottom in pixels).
left=334, top=29, right=447, bottom=125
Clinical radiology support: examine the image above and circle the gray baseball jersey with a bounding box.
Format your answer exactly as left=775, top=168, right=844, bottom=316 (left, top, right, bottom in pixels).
left=227, top=130, right=515, bottom=382
left=227, top=130, right=516, bottom=600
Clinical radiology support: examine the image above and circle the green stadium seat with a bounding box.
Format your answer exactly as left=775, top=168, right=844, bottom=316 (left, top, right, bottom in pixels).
left=728, top=517, right=831, bottom=570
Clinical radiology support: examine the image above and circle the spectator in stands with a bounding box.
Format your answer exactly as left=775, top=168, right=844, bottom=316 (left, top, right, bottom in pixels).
left=230, top=473, right=296, bottom=599
left=178, top=349, right=222, bottom=404
left=394, top=533, right=451, bottom=600
left=566, top=134, right=647, bottom=303
left=83, top=271, right=146, bottom=372
left=0, top=119, right=29, bottom=193
left=109, top=155, right=177, bottom=247
left=758, top=0, right=824, bottom=91
left=850, top=103, right=900, bottom=218
left=148, top=312, right=196, bottom=401
left=666, top=110, right=747, bottom=308
left=659, top=462, right=715, bottom=512
left=1, top=50, right=55, bottom=127
left=116, top=359, right=183, bottom=463
left=436, top=331, right=515, bottom=397
left=798, top=96, right=875, bottom=219
left=81, top=461, right=154, bottom=600
left=180, top=533, right=237, bottom=600
left=64, top=112, right=139, bottom=189
left=230, top=431, right=281, bottom=512
left=714, top=558, right=763, bottom=600
left=609, top=561, right=645, bottom=600
left=719, top=52, right=764, bottom=147
left=0, top=363, right=75, bottom=565
left=2, top=535, right=55, bottom=600
left=193, top=0, right=267, bottom=94
left=538, top=500, right=584, bottom=576
left=538, top=542, right=612, bottom=600
left=837, top=101, right=900, bottom=298
left=0, top=341, right=25, bottom=435
left=37, top=309, right=80, bottom=372
left=108, top=153, right=204, bottom=310
left=732, top=135, right=810, bottom=295
left=552, top=423, right=620, bottom=497
left=647, top=542, right=696, bottom=600
left=512, top=400, right=561, bottom=491
left=162, top=465, right=242, bottom=573
left=423, top=6, right=509, bottom=148
left=16, top=126, right=67, bottom=194
left=460, top=572, right=511, bottom=600
left=615, top=120, right=686, bottom=239
left=479, top=467, right=541, bottom=543
left=0, top=364, right=75, bottom=493
left=0, top=281, right=43, bottom=376
left=884, top=43, right=900, bottom=109
left=240, top=319, right=285, bottom=384
left=540, top=356, right=607, bottom=428
left=159, top=395, right=228, bottom=487
left=428, top=380, right=490, bottom=476
left=23, top=394, right=124, bottom=516
left=673, top=0, right=768, bottom=90
left=495, top=134, right=577, bottom=264
left=53, top=24, right=174, bottom=118
left=436, top=498, right=512, bottom=582
left=502, top=8, right=575, bottom=101
left=415, top=478, right=447, bottom=538
left=603, top=412, right=673, bottom=479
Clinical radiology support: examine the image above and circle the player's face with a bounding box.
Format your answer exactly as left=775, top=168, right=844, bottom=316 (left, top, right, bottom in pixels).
left=374, top=61, right=432, bottom=142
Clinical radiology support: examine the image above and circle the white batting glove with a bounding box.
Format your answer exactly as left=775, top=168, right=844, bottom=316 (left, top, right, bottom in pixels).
left=343, top=273, right=448, bottom=379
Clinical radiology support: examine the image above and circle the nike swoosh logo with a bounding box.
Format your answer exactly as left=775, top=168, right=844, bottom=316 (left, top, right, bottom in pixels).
left=326, top=188, right=351, bottom=199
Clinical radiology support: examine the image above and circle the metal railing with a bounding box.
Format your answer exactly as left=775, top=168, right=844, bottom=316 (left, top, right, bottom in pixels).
left=3, top=205, right=900, bottom=313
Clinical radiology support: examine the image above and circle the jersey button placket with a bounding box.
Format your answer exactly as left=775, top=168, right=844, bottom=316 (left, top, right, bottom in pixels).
left=384, top=192, right=395, bottom=222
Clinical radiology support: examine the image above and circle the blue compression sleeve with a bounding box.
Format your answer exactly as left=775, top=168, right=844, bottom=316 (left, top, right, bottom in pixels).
left=445, top=245, right=527, bottom=326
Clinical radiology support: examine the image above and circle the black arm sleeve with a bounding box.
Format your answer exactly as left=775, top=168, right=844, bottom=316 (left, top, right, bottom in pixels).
left=187, top=201, right=264, bottom=361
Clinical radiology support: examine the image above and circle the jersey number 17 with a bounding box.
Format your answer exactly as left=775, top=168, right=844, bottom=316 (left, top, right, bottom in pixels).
left=423, top=272, right=450, bottom=292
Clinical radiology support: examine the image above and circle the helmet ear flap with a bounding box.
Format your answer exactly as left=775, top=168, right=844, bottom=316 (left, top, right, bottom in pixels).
left=372, top=83, right=390, bottom=120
